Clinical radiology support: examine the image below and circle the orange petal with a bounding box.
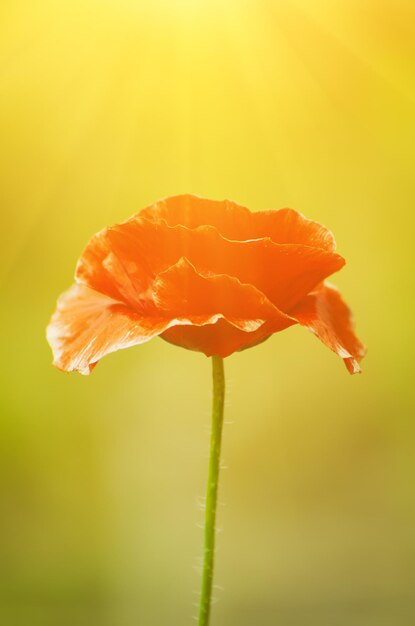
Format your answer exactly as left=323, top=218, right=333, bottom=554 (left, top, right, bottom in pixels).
left=290, top=283, right=366, bottom=374
left=161, top=318, right=277, bottom=358
left=139, top=194, right=254, bottom=240
left=46, top=284, right=174, bottom=374
left=75, top=229, right=151, bottom=309
left=75, top=217, right=344, bottom=314
left=139, top=194, right=336, bottom=250
left=251, top=208, right=336, bottom=251
left=153, top=257, right=294, bottom=327
left=153, top=257, right=296, bottom=357
left=47, top=282, right=288, bottom=372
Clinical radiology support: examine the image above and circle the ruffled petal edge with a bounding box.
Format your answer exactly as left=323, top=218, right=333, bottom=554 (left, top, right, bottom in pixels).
left=139, top=194, right=337, bottom=251
left=47, top=278, right=294, bottom=373
left=290, top=282, right=366, bottom=374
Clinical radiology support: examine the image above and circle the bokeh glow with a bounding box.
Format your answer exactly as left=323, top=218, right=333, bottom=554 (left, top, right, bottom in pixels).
left=0, top=1, right=414, bottom=624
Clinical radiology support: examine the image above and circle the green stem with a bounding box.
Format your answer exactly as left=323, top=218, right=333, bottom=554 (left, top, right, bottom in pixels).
left=198, top=355, right=226, bottom=626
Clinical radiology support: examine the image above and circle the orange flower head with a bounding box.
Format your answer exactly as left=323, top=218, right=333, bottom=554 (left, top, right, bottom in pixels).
left=47, top=195, right=366, bottom=374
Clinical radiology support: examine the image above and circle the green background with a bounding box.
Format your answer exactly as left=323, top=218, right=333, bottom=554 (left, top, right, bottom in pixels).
left=1, top=1, right=414, bottom=624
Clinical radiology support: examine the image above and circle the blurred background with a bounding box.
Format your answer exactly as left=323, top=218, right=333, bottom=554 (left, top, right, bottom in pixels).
left=0, top=1, right=414, bottom=624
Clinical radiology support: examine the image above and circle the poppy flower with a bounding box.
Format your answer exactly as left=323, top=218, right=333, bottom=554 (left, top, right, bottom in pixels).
left=47, top=194, right=365, bottom=375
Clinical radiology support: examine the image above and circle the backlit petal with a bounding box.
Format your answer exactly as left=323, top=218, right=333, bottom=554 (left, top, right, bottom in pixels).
left=47, top=282, right=285, bottom=372
left=75, top=229, right=152, bottom=309
left=153, top=256, right=294, bottom=328
left=47, top=284, right=174, bottom=374
left=139, top=194, right=336, bottom=250
left=139, top=194, right=253, bottom=240
left=251, top=208, right=336, bottom=251
left=75, top=217, right=343, bottom=313
left=290, top=283, right=366, bottom=374
left=161, top=318, right=278, bottom=357
left=154, top=257, right=296, bottom=356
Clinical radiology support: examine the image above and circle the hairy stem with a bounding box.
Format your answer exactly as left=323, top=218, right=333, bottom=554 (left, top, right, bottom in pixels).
left=198, top=355, right=226, bottom=626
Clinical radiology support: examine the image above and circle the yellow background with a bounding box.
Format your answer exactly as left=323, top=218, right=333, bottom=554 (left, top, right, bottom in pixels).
left=1, top=1, right=414, bottom=624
